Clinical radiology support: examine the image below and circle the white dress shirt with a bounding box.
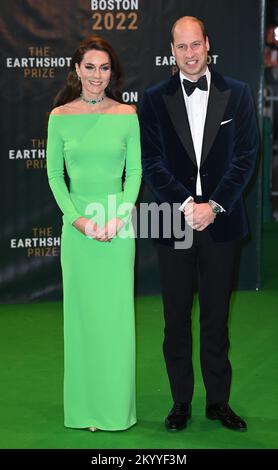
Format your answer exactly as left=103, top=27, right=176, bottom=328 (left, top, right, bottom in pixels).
left=178, top=68, right=225, bottom=212
left=179, top=68, right=210, bottom=210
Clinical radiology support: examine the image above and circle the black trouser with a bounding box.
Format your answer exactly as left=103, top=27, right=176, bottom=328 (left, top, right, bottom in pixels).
left=157, top=229, right=238, bottom=405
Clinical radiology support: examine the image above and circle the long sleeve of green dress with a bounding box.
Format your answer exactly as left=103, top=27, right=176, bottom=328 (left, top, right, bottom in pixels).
left=118, top=113, right=142, bottom=217
left=47, top=115, right=81, bottom=225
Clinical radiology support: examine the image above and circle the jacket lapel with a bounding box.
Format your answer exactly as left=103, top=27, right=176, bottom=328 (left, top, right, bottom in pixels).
left=201, top=80, right=231, bottom=165
left=162, top=75, right=197, bottom=166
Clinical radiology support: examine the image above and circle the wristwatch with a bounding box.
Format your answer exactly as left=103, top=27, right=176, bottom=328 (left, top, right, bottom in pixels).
left=208, top=200, right=222, bottom=214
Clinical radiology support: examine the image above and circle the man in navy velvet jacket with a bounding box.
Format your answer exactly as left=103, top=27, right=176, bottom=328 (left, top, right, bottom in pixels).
left=139, top=16, right=259, bottom=432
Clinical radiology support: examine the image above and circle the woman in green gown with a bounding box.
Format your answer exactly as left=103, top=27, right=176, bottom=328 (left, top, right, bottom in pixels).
left=46, top=36, right=142, bottom=431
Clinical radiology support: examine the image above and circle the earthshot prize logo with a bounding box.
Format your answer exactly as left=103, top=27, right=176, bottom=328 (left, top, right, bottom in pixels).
left=6, top=46, right=71, bottom=79
left=10, top=227, right=60, bottom=257
left=155, top=54, right=219, bottom=75
left=9, top=138, right=46, bottom=170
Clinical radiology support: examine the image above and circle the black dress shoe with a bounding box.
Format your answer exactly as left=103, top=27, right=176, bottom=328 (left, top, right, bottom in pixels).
left=206, top=403, right=247, bottom=431
left=165, top=403, right=191, bottom=431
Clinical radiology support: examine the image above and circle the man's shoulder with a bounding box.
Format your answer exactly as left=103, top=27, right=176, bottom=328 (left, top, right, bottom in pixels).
left=212, top=69, right=249, bottom=92
left=223, top=75, right=248, bottom=90
left=145, top=74, right=178, bottom=96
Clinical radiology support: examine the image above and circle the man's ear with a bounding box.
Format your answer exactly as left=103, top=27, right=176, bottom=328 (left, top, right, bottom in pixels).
left=206, top=37, right=210, bottom=52
left=171, top=42, right=175, bottom=56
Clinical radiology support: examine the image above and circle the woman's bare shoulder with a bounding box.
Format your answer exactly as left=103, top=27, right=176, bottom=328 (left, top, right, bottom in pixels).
left=115, top=103, right=137, bottom=115
left=50, top=100, right=81, bottom=115
left=106, top=100, right=137, bottom=115
left=50, top=106, right=63, bottom=115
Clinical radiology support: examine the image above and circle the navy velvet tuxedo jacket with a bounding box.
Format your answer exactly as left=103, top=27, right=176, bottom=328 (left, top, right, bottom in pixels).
left=139, top=69, right=259, bottom=243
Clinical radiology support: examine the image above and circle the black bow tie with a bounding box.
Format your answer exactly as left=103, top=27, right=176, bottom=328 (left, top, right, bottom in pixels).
left=182, top=75, right=208, bottom=96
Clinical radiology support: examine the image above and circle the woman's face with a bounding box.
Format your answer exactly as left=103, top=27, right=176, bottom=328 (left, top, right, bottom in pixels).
left=75, top=49, right=111, bottom=97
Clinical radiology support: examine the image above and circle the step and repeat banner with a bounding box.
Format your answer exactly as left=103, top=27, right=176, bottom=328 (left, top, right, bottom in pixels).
left=0, top=0, right=264, bottom=302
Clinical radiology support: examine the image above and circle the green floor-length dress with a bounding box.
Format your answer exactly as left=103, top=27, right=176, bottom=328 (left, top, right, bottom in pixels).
left=46, top=113, right=142, bottom=430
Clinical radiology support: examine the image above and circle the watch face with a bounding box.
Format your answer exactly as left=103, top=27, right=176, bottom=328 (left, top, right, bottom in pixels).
left=209, top=201, right=221, bottom=214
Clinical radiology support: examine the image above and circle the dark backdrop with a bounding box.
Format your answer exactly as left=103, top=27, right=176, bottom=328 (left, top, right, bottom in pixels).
left=0, top=0, right=264, bottom=302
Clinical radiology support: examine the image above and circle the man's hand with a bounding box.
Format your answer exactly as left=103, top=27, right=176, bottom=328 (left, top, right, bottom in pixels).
left=184, top=202, right=216, bottom=231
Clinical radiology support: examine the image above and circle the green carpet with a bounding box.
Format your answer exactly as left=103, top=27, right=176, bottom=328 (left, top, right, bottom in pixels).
left=0, top=223, right=277, bottom=449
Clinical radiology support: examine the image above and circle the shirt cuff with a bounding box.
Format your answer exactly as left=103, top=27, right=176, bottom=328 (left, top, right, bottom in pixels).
left=179, top=196, right=194, bottom=212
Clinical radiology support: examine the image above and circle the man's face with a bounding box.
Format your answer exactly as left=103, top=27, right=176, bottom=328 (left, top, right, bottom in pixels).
left=171, top=20, right=210, bottom=81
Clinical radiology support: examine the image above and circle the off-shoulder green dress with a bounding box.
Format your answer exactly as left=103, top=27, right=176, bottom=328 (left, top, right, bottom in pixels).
left=46, top=113, right=142, bottom=430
